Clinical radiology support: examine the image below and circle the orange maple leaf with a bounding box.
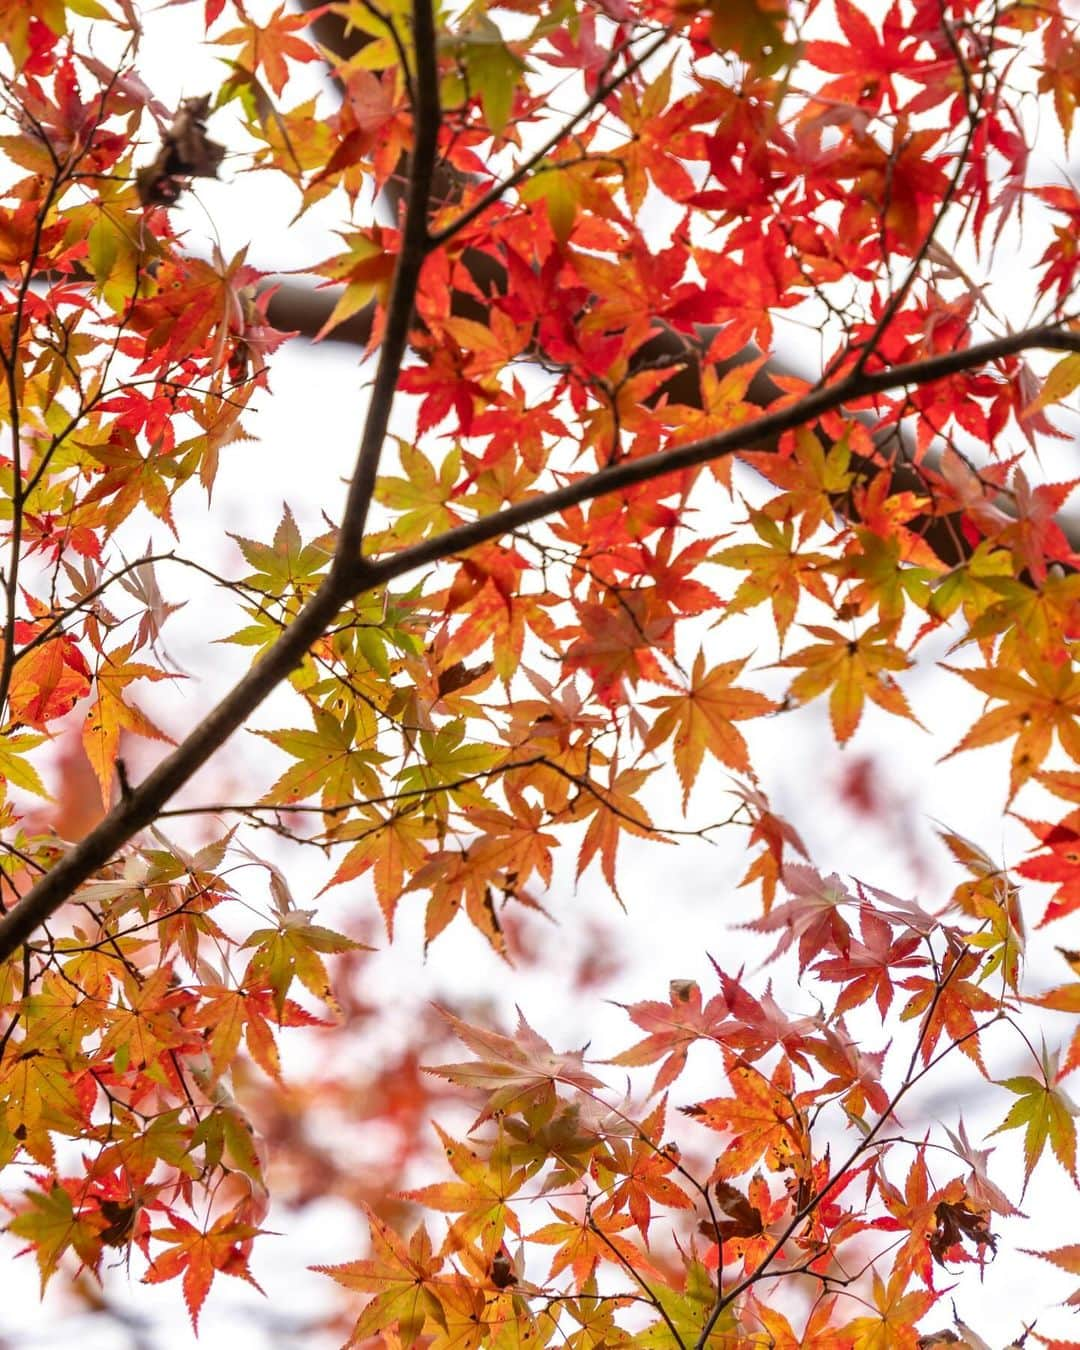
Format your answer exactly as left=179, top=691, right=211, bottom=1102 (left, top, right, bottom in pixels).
left=681, top=1054, right=810, bottom=1181
left=645, top=652, right=777, bottom=806
left=8, top=619, right=91, bottom=730
left=215, top=4, right=322, bottom=96
left=144, top=1209, right=264, bottom=1332
left=780, top=622, right=921, bottom=744
left=945, top=656, right=1080, bottom=801
left=82, top=641, right=176, bottom=803
left=844, top=1268, right=938, bottom=1350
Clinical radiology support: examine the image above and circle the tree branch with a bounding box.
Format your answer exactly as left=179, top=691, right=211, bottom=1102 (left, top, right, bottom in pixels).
left=426, top=28, right=671, bottom=249
left=0, top=321, right=1075, bottom=961
left=352, top=324, right=1080, bottom=588
left=331, top=0, right=440, bottom=567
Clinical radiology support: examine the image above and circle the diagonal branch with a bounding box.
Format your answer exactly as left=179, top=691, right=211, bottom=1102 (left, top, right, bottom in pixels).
left=352, top=324, right=1080, bottom=588
left=0, top=321, right=1076, bottom=961
left=278, top=0, right=1078, bottom=567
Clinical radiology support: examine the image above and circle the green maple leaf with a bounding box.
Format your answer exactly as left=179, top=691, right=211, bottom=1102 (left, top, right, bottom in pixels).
left=991, top=1046, right=1079, bottom=1191
left=230, top=503, right=333, bottom=595
left=242, top=909, right=365, bottom=1015
left=9, top=1183, right=103, bottom=1290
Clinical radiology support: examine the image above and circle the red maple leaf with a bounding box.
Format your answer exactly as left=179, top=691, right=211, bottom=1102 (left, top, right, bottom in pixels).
left=1016, top=809, right=1080, bottom=926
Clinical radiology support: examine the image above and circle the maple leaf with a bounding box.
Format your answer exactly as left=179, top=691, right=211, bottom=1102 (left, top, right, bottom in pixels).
left=314, top=67, right=410, bottom=197
left=216, top=4, right=322, bottom=96
left=0, top=728, right=50, bottom=798
left=809, top=1021, right=889, bottom=1120
left=943, top=1115, right=1023, bottom=1218
left=562, top=590, right=677, bottom=707
left=612, top=63, right=698, bottom=216
left=572, top=764, right=661, bottom=900
left=190, top=983, right=325, bottom=1080
left=805, top=0, right=926, bottom=112
left=439, top=543, right=556, bottom=681
left=241, top=911, right=365, bottom=1017
left=82, top=641, right=176, bottom=803
left=713, top=965, right=821, bottom=1068
left=1038, top=18, right=1080, bottom=143
left=314, top=228, right=397, bottom=339
left=143, top=1209, right=264, bottom=1332
left=743, top=864, right=855, bottom=972
left=875, top=1149, right=944, bottom=1286
left=124, top=249, right=270, bottom=374
left=944, top=656, right=1080, bottom=801
left=8, top=1181, right=105, bottom=1290
left=407, top=803, right=556, bottom=955
left=322, top=806, right=436, bottom=938
left=98, top=966, right=195, bottom=1074
left=528, top=1201, right=663, bottom=1287
left=779, top=622, right=921, bottom=744
left=1025, top=981, right=1080, bottom=1081
left=0, top=1033, right=91, bottom=1162
left=588, top=1098, right=693, bottom=1240
left=406, top=845, right=511, bottom=955
left=424, top=1008, right=604, bottom=1124
left=697, top=1174, right=788, bottom=1274
left=832, top=528, right=936, bottom=627
left=928, top=1192, right=996, bottom=1268
left=394, top=721, right=500, bottom=804
left=714, top=511, right=832, bottom=642
left=446, top=12, right=526, bottom=136
left=7, top=621, right=91, bottom=730
left=681, top=1054, right=810, bottom=1181
left=401, top=1125, right=528, bottom=1260
left=812, top=906, right=925, bottom=1017
left=255, top=703, right=386, bottom=818
left=899, top=948, right=996, bottom=1072
left=828, top=125, right=952, bottom=252
left=633, top=1256, right=740, bottom=1345
left=80, top=430, right=181, bottom=534
left=667, top=356, right=767, bottom=463
left=698, top=0, right=795, bottom=75
left=739, top=423, right=856, bottom=543
left=644, top=652, right=777, bottom=806
left=230, top=504, right=334, bottom=597
left=374, top=440, right=463, bottom=546
left=750, top=1295, right=852, bottom=1350
left=730, top=780, right=810, bottom=912
left=1015, top=810, right=1080, bottom=926
left=1020, top=1244, right=1080, bottom=1310
left=844, top=1268, right=938, bottom=1350
left=998, top=468, right=1080, bottom=583
left=990, top=1050, right=1079, bottom=1191
left=608, top=977, right=734, bottom=1092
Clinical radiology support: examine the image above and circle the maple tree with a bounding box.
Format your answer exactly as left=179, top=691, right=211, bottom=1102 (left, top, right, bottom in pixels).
left=2, top=0, right=1080, bottom=1344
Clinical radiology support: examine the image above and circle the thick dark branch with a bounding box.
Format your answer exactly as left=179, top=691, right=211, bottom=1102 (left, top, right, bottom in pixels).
left=285, top=0, right=1066, bottom=569
left=354, top=324, right=1080, bottom=587
left=0, top=0, right=441, bottom=962
left=331, top=0, right=440, bottom=566
left=0, top=321, right=1076, bottom=961
left=268, top=270, right=1079, bottom=566
left=0, top=582, right=346, bottom=960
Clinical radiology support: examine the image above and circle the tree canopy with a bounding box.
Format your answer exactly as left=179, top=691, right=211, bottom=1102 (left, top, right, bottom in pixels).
left=1, top=0, right=1080, bottom=1345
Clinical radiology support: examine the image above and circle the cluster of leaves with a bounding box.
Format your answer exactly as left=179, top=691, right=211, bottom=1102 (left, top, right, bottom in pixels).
left=0, top=0, right=1077, bottom=1343
left=318, top=906, right=1059, bottom=1350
